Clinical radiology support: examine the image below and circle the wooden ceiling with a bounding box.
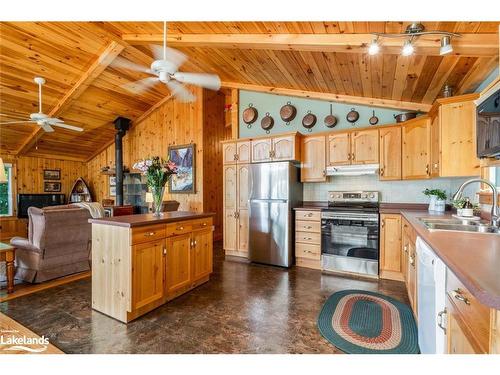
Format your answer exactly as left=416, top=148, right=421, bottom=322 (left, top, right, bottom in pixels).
left=0, top=21, right=498, bottom=161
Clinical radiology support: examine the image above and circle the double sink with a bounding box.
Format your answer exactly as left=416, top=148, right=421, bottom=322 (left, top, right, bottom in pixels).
left=419, top=217, right=500, bottom=235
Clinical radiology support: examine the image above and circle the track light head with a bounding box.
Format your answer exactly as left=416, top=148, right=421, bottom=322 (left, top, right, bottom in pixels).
left=368, top=38, right=380, bottom=55
left=401, top=40, right=415, bottom=56
left=440, top=36, right=453, bottom=55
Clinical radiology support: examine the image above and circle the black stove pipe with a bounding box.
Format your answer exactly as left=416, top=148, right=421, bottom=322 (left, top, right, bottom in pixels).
left=113, top=117, right=131, bottom=206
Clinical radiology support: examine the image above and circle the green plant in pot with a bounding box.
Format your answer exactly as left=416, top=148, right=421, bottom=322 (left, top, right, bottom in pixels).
left=423, top=188, right=447, bottom=213
left=133, top=156, right=178, bottom=217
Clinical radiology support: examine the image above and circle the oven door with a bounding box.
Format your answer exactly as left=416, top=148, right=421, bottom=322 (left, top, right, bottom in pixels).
left=321, top=212, right=379, bottom=276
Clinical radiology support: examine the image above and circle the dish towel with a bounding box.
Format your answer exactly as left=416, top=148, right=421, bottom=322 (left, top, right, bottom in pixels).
left=73, top=202, right=105, bottom=219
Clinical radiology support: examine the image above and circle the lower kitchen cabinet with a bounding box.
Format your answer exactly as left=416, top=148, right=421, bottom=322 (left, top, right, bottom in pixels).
left=132, top=239, right=165, bottom=310
left=446, top=296, right=480, bottom=354
left=295, top=209, right=321, bottom=270
left=379, top=214, right=403, bottom=281
left=165, top=233, right=192, bottom=296
left=191, top=228, right=213, bottom=281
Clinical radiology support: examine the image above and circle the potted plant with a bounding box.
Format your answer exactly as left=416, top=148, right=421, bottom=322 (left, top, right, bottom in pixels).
left=133, top=156, right=178, bottom=217
left=423, top=188, right=447, bottom=212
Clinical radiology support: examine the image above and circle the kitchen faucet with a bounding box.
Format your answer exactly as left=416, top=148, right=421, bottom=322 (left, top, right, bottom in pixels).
left=452, top=178, right=499, bottom=228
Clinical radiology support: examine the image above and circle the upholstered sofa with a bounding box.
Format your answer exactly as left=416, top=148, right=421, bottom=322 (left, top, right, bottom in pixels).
left=10, top=204, right=92, bottom=283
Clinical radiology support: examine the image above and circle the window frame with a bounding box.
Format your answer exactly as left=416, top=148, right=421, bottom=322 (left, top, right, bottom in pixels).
left=0, top=162, right=14, bottom=217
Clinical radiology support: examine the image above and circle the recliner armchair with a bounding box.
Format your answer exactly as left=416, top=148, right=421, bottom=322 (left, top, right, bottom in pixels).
left=10, top=205, right=92, bottom=283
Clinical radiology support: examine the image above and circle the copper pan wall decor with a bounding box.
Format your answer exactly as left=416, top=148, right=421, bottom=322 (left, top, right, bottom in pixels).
left=302, top=110, right=317, bottom=132
left=346, top=108, right=359, bottom=125
left=242, top=103, right=258, bottom=128
left=369, top=110, right=379, bottom=125
left=324, top=103, right=338, bottom=128
left=261, top=112, right=274, bottom=133
left=280, top=101, right=297, bottom=125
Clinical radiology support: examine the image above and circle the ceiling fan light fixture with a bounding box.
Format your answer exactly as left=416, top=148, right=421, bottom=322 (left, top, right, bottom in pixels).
left=368, top=38, right=380, bottom=55
left=401, top=40, right=415, bottom=56
left=440, top=36, right=453, bottom=55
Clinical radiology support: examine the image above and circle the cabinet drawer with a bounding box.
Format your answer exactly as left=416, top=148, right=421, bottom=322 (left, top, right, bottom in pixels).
left=295, top=210, right=320, bottom=222
left=166, top=222, right=192, bottom=237
left=446, top=270, right=490, bottom=352
left=296, top=243, right=321, bottom=260
left=131, top=224, right=167, bottom=245
left=191, top=217, right=213, bottom=231
left=295, top=220, right=321, bottom=233
left=296, top=231, right=321, bottom=245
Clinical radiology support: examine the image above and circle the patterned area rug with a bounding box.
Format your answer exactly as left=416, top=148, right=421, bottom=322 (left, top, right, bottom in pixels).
left=318, top=290, right=419, bottom=354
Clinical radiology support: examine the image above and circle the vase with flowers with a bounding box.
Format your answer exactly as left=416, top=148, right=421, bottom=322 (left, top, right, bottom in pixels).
left=133, top=156, right=178, bottom=217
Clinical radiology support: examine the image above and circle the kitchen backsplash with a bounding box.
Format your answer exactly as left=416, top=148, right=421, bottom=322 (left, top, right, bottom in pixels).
left=303, top=175, right=480, bottom=203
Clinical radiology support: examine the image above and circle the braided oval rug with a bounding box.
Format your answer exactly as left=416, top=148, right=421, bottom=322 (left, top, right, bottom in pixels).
left=318, top=290, right=419, bottom=354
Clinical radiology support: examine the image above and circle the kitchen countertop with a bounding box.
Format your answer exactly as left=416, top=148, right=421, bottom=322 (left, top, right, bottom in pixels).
left=401, top=210, right=500, bottom=310
left=89, top=211, right=215, bottom=228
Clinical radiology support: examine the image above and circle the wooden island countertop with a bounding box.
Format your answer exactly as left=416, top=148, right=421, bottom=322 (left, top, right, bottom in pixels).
left=89, top=211, right=215, bottom=228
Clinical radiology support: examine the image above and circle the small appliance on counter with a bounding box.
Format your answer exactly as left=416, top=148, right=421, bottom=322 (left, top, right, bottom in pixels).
left=321, top=191, right=380, bottom=277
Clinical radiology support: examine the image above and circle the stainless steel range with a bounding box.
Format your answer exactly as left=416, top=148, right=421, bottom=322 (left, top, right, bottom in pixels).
left=321, top=191, right=380, bottom=278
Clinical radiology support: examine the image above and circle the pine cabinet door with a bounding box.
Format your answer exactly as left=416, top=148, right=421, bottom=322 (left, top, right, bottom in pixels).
left=380, top=214, right=403, bottom=281
left=165, top=234, right=192, bottom=295
left=223, top=142, right=237, bottom=165
left=407, top=241, right=417, bottom=316
left=251, top=138, right=272, bottom=163
left=402, top=117, right=431, bottom=179
left=351, top=129, right=379, bottom=164
left=237, top=164, right=250, bottom=210
left=236, top=141, right=251, bottom=164
left=223, top=165, right=237, bottom=210
left=379, top=127, right=402, bottom=180
left=301, top=135, right=326, bottom=182
left=132, top=239, right=165, bottom=310
left=328, top=133, right=351, bottom=166
left=237, top=208, right=249, bottom=253
left=272, top=135, right=296, bottom=161
left=191, top=229, right=213, bottom=281
left=447, top=298, right=479, bottom=354
left=430, top=114, right=440, bottom=177
left=224, top=209, right=237, bottom=251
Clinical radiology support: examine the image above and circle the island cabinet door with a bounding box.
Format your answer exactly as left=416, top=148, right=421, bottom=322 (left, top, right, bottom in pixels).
left=165, top=233, right=192, bottom=295
left=191, top=228, right=213, bottom=282
left=132, top=239, right=165, bottom=310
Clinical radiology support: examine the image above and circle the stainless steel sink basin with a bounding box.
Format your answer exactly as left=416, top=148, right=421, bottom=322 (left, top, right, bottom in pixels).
left=419, top=218, right=500, bottom=234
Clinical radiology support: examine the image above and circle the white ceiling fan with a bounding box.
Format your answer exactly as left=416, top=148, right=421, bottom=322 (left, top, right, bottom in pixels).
left=114, top=21, right=221, bottom=102
left=0, top=77, right=84, bottom=133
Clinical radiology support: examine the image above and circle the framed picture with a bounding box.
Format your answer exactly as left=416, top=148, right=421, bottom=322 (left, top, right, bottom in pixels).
left=43, top=169, right=61, bottom=180
left=109, top=176, right=116, bottom=186
left=168, top=143, right=196, bottom=194
left=44, top=181, right=61, bottom=192
left=109, top=186, right=116, bottom=197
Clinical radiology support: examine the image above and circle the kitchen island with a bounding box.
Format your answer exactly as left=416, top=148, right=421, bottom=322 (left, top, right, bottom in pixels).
left=89, top=212, right=214, bottom=323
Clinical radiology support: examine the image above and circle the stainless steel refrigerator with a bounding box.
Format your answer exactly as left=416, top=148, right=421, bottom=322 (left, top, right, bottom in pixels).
left=248, top=162, right=303, bottom=267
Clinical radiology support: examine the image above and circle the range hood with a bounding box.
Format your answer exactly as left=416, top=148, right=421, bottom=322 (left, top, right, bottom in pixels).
left=326, top=164, right=379, bottom=176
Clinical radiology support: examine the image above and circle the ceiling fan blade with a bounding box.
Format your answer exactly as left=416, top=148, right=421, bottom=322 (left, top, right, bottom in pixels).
left=150, top=45, right=187, bottom=69
left=172, top=72, right=221, bottom=91
left=45, top=117, right=63, bottom=124
left=0, top=113, right=29, bottom=120
left=121, top=77, right=159, bottom=94
left=40, top=124, right=54, bottom=132
left=0, top=120, right=34, bottom=125
left=51, top=123, right=84, bottom=132
left=111, top=56, right=153, bottom=75
left=166, top=81, right=195, bottom=102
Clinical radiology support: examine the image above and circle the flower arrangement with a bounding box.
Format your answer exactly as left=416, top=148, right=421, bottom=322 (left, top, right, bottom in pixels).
left=133, top=156, right=177, bottom=216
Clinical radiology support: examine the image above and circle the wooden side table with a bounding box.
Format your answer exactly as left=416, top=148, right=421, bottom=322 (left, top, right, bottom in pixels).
left=0, top=242, right=15, bottom=294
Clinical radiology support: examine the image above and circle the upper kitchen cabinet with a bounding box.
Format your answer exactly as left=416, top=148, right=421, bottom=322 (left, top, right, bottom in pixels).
left=327, top=132, right=351, bottom=166
left=429, top=94, right=481, bottom=177
left=402, top=116, right=432, bottom=180
left=222, top=140, right=251, bottom=165
left=351, top=129, right=379, bottom=165
left=251, top=133, right=300, bottom=163
left=301, top=135, right=327, bottom=182
left=328, top=130, right=378, bottom=166
left=379, top=126, right=402, bottom=180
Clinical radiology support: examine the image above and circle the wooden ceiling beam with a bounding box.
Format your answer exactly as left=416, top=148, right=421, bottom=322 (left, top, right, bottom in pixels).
left=16, top=41, right=125, bottom=156
left=122, top=33, right=499, bottom=57
left=221, top=81, right=432, bottom=112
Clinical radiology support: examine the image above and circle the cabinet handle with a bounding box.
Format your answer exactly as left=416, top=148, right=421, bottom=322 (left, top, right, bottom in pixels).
left=304, top=213, right=313, bottom=217
left=144, top=232, right=156, bottom=237
left=426, top=164, right=430, bottom=175
left=303, top=237, right=313, bottom=240
left=304, top=225, right=312, bottom=229
left=163, top=248, right=167, bottom=256
left=351, top=153, right=355, bottom=161
left=437, top=309, right=447, bottom=334
left=381, top=220, right=385, bottom=228
left=409, top=254, right=415, bottom=266
left=202, top=222, right=207, bottom=227
left=177, top=226, right=184, bottom=231
left=322, top=170, right=326, bottom=177
left=347, top=153, right=351, bottom=160
left=194, top=240, right=197, bottom=247
left=380, top=167, right=384, bottom=176
left=404, top=245, right=408, bottom=253
left=453, top=289, right=470, bottom=305
left=234, top=154, right=239, bottom=161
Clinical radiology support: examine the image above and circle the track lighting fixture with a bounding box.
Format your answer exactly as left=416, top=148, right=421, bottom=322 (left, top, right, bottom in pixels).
left=440, top=36, right=453, bottom=55
left=368, top=38, right=380, bottom=55
left=401, top=40, right=415, bottom=56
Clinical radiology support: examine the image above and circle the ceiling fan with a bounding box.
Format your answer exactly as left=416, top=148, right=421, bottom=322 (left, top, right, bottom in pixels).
left=114, top=21, right=221, bottom=102
left=0, top=77, right=84, bottom=133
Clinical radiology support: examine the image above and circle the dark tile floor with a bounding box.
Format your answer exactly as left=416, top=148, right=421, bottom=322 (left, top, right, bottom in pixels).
left=0, top=242, right=409, bottom=354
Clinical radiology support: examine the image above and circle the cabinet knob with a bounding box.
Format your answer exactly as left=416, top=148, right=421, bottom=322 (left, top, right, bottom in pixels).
left=163, top=248, right=167, bottom=255
left=145, top=232, right=156, bottom=236
left=202, top=222, right=207, bottom=226
left=178, top=226, right=184, bottom=230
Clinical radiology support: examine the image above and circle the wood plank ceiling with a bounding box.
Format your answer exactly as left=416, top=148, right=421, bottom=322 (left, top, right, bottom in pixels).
left=0, top=21, right=498, bottom=160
